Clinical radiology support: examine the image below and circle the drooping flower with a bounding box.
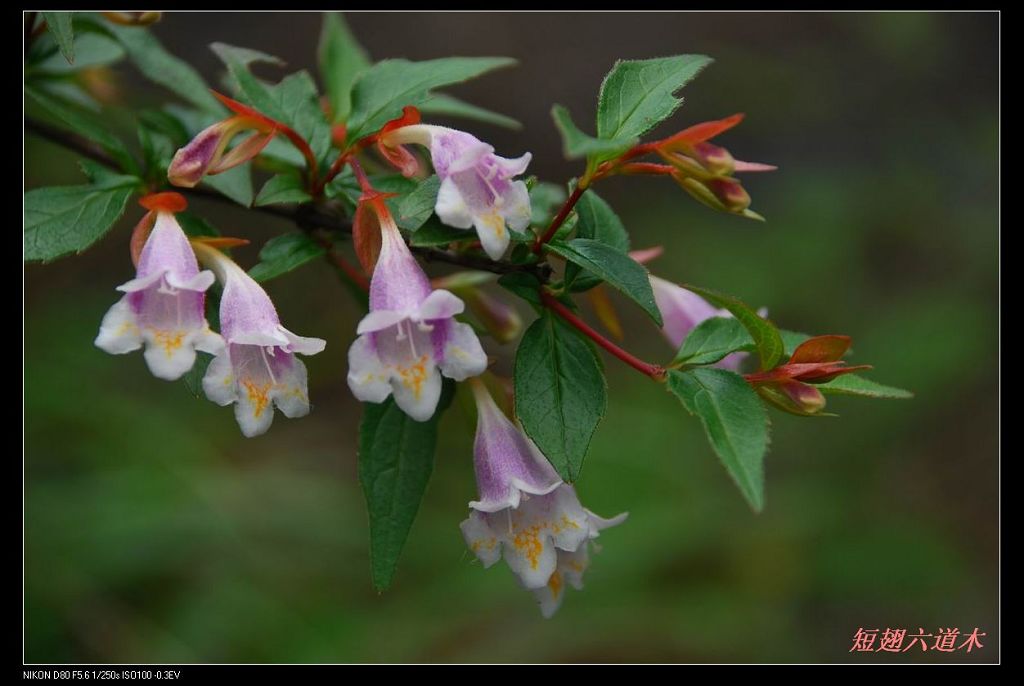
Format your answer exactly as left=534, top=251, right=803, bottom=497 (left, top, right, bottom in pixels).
left=95, top=193, right=222, bottom=380
left=346, top=195, right=488, bottom=421
left=460, top=381, right=626, bottom=617
left=191, top=242, right=326, bottom=438
left=378, top=111, right=532, bottom=260
left=168, top=93, right=278, bottom=188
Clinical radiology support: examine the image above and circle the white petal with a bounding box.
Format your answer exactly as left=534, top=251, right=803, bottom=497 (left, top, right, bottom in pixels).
left=434, top=176, right=474, bottom=229
left=346, top=335, right=392, bottom=404
left=391, top=364, right=442, bottom=422
left=141, top=330, right=198, bottom=381
left=95, top=298, right=142, bottom=355
left=195, top=327, right=225, bottom=355
left=416, top=289, right=464, bottom=321
left=460, top=511, right=501, bottom=568
left=165, top=269, right=216, bottom=292
left=279, top=326, right=326, bottom=356
left=439, top=322, right=488, bottom=382
left=503, top=529, right=558, bottom=590
left=202, top=351, right=237, bottom=406
left=533, top=569, right=567, bottom=619
left=233, top=380, right=276, bottom=438
left=271, top=356, right=311, bottom=419
left=356, top=310, right=408, bottom=335
left=500, top=180, right=532, bottom=232
left=472, top=211, right=511, bottom=261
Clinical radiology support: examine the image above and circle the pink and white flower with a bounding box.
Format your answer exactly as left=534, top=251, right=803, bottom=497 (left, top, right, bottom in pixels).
left=380, top=122, right=532, bottom=261
left=192, top=242, right=325, bottom=438
left=347, top=201, right=488, bottom=421
left=95, top=201, right=222, bottom=380
left=460, top=381, right=626, bottom=617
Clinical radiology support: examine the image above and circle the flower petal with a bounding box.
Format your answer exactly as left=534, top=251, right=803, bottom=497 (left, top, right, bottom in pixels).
left=346, top=334, right=392, bottom=404
left=435, top=176, right=474, bottom=229
left=416, top=289, right=464, bottom=321
left=460, top=510, right=502, bottom=568
left=94, top=297, right=142, bottom=354
left=202, top=351, right=237, bottom=406
left=390, top=362, right=442, bottom=422
left=499, top=180, right=531, bottom=232
left=141, top=329, right=199, bottom=380
left=356, top=309, right=409, bottom=335
left=271, top=355, right=311, bottom=418
left=438, top=321, right=488, bottom=382
left=279, top=326, right=326, bottom=356
left=472, top=211, right=511, bottom=261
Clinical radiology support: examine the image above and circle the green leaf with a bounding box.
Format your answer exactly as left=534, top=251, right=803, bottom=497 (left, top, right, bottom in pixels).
left=419, top=93, right=521, bottom=130
left=175, top=211, right=220, bottom=238
left=212, top=44, right=333, bottom=163
left=682, top=284, right=784, bottom=370
left=396, top=175, right=441, bottom=231
left=514, top=312, right=607, bottom=481
left=42, top=12, right=75, bottom=64
left=248, top=233, right=325, bottom=282
left=551, top=104, right=636, bottom=160
left=318, top=12, right=371, bottom=123
left=408, top=217, right=469, bottom=247
left=359, top=381, right=454, bottom=591
left=564, top=190, right=630, bottom=292
left=547, top=238, right=661, bottom=325
left=25, top=84, right=138, bottom=174
left=497, top=272, right=543, bottom=306
left=346, top=57, right=516, bottom=141
left=596, top=55, right=713, bottom=141
left=254, top=174, right=313, bottom=206
left=24, top=178, right=137, bottom=262
left=674, top=317, right=754, bottom=366
left=816, top=374, right=914, bottom=400
left=30, top=29, right=123, bottom=73
left=666, top=368, right=768, bottom=512
left=201, top=166, right=253, bottom=207
left=101, top=21, right=224, bottom=115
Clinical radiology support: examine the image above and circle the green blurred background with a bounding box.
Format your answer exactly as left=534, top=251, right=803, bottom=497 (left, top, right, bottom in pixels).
left=24, top=12, right=998, bottom=663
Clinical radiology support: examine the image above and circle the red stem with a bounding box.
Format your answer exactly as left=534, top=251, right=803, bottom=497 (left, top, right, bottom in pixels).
left=533, top=184, right=586, bottom=254
left=541, top=291, right=665, bottom=380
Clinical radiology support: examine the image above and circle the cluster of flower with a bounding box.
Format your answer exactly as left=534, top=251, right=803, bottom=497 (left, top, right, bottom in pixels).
left=93, top=111, right=761, bottom=617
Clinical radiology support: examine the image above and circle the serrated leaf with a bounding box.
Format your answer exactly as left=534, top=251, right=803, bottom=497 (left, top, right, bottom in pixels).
left=396, top=175, right=441, bottom=231
left=674, top=317, right=753, bottom=366
left=254, top=174, right=313, bottom=206
left=816, top=374, right=913, bottom=399
left=666, top=368, right=768, bottom=512
left=26, top=84, right=138, bottom=174
left=346, top=57, right=516, bottom=141
left=547, top=238, right=661, bottom=325
left=248, top=233, right=325, bottom=282
left=565, top=190, right=630, bottom=292
left=201, top=165, right=253, bottom=207
left=597, top=55, right=713, bottom=141
left=359, top=381, right=454, bottom=591
left=101, top=21, right=223, bottom=115
left=318, top=12, right=371, bottom=123
left=514, top=312, right=606, bottom=481
left=42, top=12, right=75, bottom=63
left=551, top=104, right=636, bottom=160
left=683, top=284, right=784, bottom=370
left=24, top=179, right=137, bottom=262
left=419, top=93, right=521, bottom=130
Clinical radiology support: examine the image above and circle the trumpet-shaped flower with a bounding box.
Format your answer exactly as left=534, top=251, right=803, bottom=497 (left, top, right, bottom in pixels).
left=379, top=117, right=532, bottom=261
left=460, top=382, right=626, bottom=617
left=192, top=242, right=325, bottom=438
left=95, top=197, right=222, bottom=380
left=347, top=199, right=488, bottom=421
